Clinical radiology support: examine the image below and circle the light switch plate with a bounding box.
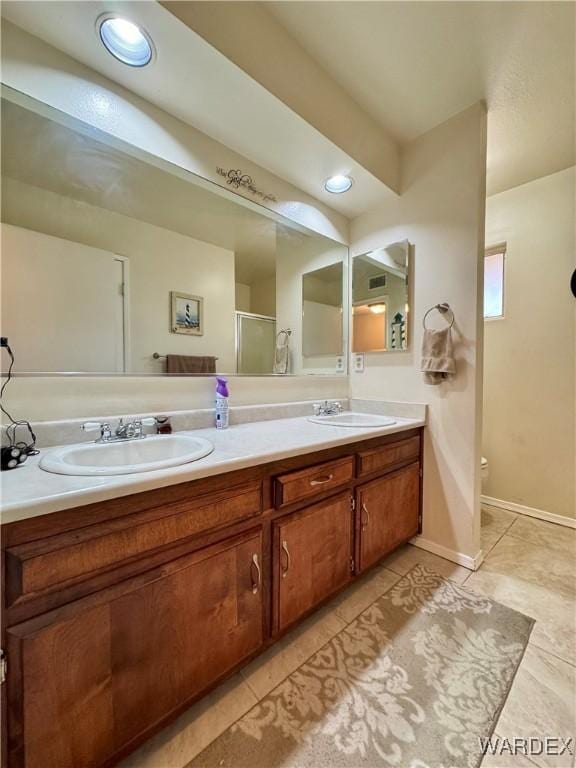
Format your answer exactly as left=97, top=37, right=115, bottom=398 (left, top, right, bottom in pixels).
left=353, top=353, right=365, bottom=373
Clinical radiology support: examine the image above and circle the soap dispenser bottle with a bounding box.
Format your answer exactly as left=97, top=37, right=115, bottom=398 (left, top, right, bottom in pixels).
left=215, top=377, right=230, bottom=429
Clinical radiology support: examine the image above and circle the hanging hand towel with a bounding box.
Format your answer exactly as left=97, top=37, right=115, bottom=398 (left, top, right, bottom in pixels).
left=421, top=327, right=456, bottom=385
left=273, top=333, right=290, bottom=374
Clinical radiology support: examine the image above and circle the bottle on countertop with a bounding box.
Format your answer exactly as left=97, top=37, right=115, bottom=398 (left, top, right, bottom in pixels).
left=155, top=416, right=172, bottom=434
left=215, top=377, right=229, bottom=430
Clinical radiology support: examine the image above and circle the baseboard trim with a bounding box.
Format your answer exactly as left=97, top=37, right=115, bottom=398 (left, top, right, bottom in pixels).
left=410, top=536, right=483, bottom=571
left=481, top=495, right=576, bottom=529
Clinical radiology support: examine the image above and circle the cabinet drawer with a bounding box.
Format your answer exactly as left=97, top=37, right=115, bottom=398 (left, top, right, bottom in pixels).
left=274, top=456, right=354, bottom=508
left=358, top=436, right=420, bottom=477
left=6, top=480, right=262, bottom=603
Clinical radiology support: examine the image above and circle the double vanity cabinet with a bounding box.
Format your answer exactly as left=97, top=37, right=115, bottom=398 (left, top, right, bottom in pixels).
left=1, top=426, right=423, bottom=768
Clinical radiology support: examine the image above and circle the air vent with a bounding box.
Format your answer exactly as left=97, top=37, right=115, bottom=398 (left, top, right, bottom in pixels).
left=369, top=274, right=387, bottom=290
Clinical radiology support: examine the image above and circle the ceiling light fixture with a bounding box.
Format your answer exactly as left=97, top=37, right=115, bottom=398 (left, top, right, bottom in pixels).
left=324, top=175, right=353, bottom=194
left=98, top=14, right=154, bottom=67
left=369, top=303, right=386, bottom=315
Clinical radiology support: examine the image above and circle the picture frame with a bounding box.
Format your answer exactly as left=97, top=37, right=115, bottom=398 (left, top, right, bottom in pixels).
left=170, top=291, right=204, bottom=336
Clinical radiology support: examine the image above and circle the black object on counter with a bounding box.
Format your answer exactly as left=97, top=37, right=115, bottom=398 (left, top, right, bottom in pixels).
left=156, top=416, right=173, bottom=435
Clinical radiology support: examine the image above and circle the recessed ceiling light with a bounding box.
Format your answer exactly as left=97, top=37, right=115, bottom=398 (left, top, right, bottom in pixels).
left=324, top=175, right=353, bottom=194
left=98, top=14, right=154, bottom=67
left=369, top=303, right=386, bottom=315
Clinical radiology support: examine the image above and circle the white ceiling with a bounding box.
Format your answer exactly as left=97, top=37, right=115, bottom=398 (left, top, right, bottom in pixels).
left=267, top=1, right=575, bottom=195
left=0, top=0, right=395, bottom=218
left=1, top=1, right=573, bottom=211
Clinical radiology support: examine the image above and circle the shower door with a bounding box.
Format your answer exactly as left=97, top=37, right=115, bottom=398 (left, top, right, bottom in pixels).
left=235, top=312, right=276, bottom=374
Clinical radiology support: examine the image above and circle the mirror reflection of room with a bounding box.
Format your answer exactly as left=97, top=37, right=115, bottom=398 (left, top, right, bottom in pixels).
left=352, top=240, right=410, bottom=352
left=0, top=98, right=347, bottom=377
left=302, top=263, right=343, bottom=363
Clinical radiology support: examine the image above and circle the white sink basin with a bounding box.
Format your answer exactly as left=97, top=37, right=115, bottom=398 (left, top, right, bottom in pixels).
left=39, top=434, right=214, bottom=476
left=308, top=412, right=397, bottom=428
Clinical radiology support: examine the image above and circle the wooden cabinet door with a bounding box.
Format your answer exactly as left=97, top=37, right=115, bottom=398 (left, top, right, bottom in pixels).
left=358, top=463, right=420, bottom=572
left=274, top=493, right=353, bottom=633
left=6, top=531, right=263, bottom=768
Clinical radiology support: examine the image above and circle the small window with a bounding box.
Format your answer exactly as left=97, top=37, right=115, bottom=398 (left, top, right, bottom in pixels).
left=484, top=244, right=506, bottom=319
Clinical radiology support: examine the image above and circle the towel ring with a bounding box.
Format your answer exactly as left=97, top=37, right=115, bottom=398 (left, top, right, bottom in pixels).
left=422, top=303, right=454, bottom=330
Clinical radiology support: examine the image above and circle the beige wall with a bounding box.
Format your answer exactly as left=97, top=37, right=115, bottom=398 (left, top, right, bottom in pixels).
left=3, top=375, right=349, bottom=422
left=235, top=283, right=251, bottom=313
left=351, top=104, right=487, bottom=560
left=250, top=276, right=276, bottom=317
left=3, top=179, right=237, bottom=373
left=235, top=278, right=276, bottom=318
left=484, top=166, right=576, bottom=519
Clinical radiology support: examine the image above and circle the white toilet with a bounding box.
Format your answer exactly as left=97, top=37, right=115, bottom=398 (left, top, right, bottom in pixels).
left=481, top=456, right=489, bottom=488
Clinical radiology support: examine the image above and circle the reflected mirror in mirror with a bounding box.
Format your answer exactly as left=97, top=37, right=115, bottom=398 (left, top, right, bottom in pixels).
left=302, top=262, right=343, bottom=369
left=352, top=241, right=410, bottom=352
left=0, top=95, right=348, bottom=377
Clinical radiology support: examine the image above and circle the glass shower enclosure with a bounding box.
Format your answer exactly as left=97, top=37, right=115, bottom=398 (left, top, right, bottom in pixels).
left=235, top=312, right=276, bottom=374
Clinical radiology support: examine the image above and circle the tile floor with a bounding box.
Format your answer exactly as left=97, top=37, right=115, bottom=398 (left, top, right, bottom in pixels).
left=122, top=506, right=575, bottom=768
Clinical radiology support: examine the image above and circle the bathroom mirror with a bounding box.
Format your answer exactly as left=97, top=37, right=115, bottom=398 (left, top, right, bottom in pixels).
left=302, top=263, right=343, bottom=367
left=352, top=241, right=410, bottom=352
left=0, top=93, right=348, bottom=377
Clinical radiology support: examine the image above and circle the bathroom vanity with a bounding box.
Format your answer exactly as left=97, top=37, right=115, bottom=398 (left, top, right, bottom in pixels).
left=0, top=420, right=423, bottom=768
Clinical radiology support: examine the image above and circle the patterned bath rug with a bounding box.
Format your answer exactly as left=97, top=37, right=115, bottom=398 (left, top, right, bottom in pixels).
left=188, top=564, right=534, bottom=768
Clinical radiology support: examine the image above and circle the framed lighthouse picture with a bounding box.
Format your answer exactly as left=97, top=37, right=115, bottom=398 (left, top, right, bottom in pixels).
left=170, top=291, right=204, bottom=336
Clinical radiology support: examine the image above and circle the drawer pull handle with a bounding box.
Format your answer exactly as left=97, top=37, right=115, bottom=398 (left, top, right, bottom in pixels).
left=281, top=540, right=291, bottom=578
left=251, top=553, right=261, bottom=594
left=309, top=473, right=334, bottom=486
left=361, top=503, right=370, bottom=530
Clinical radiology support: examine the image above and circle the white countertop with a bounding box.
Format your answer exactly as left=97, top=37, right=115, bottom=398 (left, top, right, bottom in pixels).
left=0, top=414, right=425, bottom=524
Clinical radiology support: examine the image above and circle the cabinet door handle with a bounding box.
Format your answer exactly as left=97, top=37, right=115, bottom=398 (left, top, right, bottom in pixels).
left=281, top=540, right=291, bottom=578
left=361, top=502, right=370, bottom=530
left=251, top=553, right=261, bottom=594
left=309, top=473, right=334, bottom=486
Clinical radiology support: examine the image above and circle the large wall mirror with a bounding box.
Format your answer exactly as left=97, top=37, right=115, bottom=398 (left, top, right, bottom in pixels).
left=0, top=93, right=348, bottom=376
left=352, top=241, right=410, bottom=352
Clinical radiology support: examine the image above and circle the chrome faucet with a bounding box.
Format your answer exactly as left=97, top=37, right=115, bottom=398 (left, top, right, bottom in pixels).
left=82, top=417, right=157, bottom=443
left=313, top=400, right=344, bottom=417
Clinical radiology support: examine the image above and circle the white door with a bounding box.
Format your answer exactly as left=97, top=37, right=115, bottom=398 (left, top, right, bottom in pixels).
left=1, top=223, right=127, bottom=373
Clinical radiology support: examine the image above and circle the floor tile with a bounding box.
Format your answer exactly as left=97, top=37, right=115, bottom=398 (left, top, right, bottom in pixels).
left=482, top=525, right=505, bottom=556
left=326, top=566, right=400, bottom=624
left=495, top=645, right=576, bottom=768
left=119, top=674, right=257, bottom=768
left=506, top=516, right=576, bottom=560
left=482, top=504, right=519, bottom=534
left=466, top=543, right=576, bottom=667
left=479, top=535, right=575, bottom=599
left=381, top=543, right=471, bottom=583
left=240, top=604, right=345, bottom=701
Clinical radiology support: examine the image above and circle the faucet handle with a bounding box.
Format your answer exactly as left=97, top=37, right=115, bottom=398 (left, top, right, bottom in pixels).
left=312, top=403, right=322, bottom=416
left=82, top=421, right=108, bottom=433
left=140, top=417, right=157, bottom=427
left=82, top=421, right=112, bottom=441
